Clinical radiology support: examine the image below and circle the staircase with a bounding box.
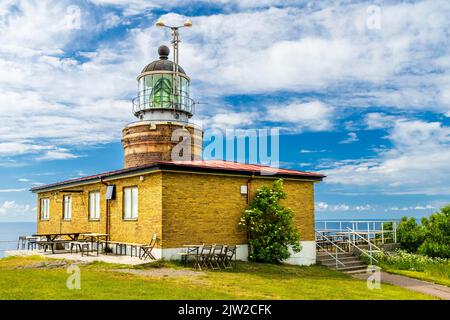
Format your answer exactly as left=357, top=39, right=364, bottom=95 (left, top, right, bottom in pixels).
left=316, top=251, right=368, bottom=274
left=315, top=228, right=385, bottom=274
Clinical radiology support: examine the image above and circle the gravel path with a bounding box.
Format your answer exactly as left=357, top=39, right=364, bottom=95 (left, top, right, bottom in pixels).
left=353, top=271, right=450, bottom=300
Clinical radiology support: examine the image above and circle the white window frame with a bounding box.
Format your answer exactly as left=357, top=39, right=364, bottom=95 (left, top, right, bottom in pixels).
left=40, top=198, right=50, bottom=220
left=123, top=186, right=138, bottom=220
left=89, top=191, right=100, bottom=220
left=63, top=195, right=72, bottom=220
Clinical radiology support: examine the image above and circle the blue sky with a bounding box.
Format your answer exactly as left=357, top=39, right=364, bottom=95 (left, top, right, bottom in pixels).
left=0, top=0, right=449, bottom=221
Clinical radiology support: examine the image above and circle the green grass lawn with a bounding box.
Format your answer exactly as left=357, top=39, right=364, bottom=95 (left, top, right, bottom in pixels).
left=379, top=264, right=450, bottom=287
left=0, top=256, right=436, bottom=300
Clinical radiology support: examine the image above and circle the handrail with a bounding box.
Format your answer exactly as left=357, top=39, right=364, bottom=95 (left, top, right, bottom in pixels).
left=345, top=228, right=380, bottom=264
left=132, top=94, right=195, bottom=116
left=346, top=228, right=382, bottom=251
left=315, top=231, right=345, bottom=268
left=316, top=220, right=398, bottom=244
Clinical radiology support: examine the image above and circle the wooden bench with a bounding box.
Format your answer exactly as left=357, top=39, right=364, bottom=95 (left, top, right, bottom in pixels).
left=100, top=240, right=143, bottom=257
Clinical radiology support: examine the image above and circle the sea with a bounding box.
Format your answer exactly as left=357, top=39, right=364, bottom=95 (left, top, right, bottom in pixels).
left=0, top=218, right=407, bottom=258
left=0, top=222, right=36, bottom=258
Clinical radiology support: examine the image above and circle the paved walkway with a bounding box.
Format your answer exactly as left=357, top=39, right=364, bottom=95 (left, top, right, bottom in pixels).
left=353, top=271, right=450, bottom=300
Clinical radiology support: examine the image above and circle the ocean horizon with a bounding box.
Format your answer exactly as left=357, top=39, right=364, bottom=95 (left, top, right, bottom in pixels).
left=0, top=217, right=419, bottom=258
left=0, top=222, right=36, bottom=258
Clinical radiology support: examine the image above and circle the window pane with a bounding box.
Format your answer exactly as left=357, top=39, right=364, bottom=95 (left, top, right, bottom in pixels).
left=95, top=192, right=100, bottom=219
left=41, top=199, right=49, bottom=220
left=41, top=199, right=45, bottom=219
left=89, top=193, right=95, bottom=218
left=131, top=187, right=138, bottom=218
left=68, top=196, right=72, bottom=219
left=124, top=188, right=131, bottom=218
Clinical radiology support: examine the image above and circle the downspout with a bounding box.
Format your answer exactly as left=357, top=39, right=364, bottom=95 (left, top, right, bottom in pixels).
left=100, top=177, right=110, bottom=240
left=246, top=174, right=255, bottom=205
left=246, top=174, right=255, bottom=260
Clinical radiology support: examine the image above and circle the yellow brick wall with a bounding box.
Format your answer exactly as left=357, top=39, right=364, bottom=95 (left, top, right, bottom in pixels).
left=36, top=171, right=316, bottom=249
left=161, top=172, right=316, bottom=248
left=37, top=172, right=162, bottom=246
left=250, top=179, right=316, bottom=241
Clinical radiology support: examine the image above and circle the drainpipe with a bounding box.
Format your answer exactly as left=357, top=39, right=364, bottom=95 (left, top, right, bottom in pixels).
left=100, top=177, right=110, bottom=240
left=246, top=174, right=255, bottom=205
left=245, top=174, right=255, bottom=260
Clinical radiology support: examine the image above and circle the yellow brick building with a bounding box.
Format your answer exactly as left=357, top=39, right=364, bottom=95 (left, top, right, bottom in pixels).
left=31, top=161, right=323, bottom=265
left=31, top=39, right=325, bottom=265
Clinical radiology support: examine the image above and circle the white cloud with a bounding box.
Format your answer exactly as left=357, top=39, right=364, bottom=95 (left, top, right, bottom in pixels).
left=266, top=101, right=334, bottom=132
left=339, top=132, right=359, bottom=144
left=0, top=200, right=35, bottom=221
left=321, top=117, right=450, bottom=195
left=365, top=113, right=398, bottom=130
left=0, top=189, right=27, bottom=193
left=35, top=149, right=80, bottom=161
left=205, top=111, right=257, bottom=129
left=1, top=0, right=450, bottom=167
left=300, top=149, right=327, bottom=154
left=316, top=201, right=368, bottom=212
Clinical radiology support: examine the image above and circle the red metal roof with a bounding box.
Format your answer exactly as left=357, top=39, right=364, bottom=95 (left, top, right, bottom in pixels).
left=30, top=160, right=325, bottom=192
left=158, top=160, right=324, bottom=177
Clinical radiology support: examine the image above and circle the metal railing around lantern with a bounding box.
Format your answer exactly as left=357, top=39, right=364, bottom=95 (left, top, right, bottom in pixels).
left=132, top=93, right=195, bottom=117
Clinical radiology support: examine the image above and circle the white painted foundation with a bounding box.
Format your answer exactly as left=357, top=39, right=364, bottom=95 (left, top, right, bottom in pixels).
left=159, top=241, right=316, bottom=266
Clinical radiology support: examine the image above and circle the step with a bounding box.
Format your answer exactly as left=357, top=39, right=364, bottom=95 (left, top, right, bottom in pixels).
left=320, top=260, right=365, bottom=268
left=317, top=255, right=359, bottom=262
left=344, top=269, right=369, bottom=275
left=316, top=251, right=354, bottom=258
left=336, top=265, right=369, bottom=272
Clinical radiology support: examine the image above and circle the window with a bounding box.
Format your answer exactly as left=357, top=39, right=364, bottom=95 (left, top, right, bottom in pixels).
left=89, top=191, right=100, bottom=220
left=40, top=198, right=50, bottom=220
left=63, top=195, right=72, bottom=220
left=123, top=187, right=138, bottom=220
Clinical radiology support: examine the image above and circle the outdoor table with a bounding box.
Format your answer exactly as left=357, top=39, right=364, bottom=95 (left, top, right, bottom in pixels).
left=32, top=232, right=87, bottom=253
left=32, top=232, right=84, bottom=241
left=79, top=233, right=109, bottom=256
left=182, top=244, right=203, bottom=270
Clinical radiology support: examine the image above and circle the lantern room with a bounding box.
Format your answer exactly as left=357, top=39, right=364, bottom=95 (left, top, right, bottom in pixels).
left=132, top=45, right=194, bottom=122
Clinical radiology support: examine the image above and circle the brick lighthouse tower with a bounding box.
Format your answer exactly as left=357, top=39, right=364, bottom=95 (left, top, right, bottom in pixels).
left=122, top=19, right=202, bottom=168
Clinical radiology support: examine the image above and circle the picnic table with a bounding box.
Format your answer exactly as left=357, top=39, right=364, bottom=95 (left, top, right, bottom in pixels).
left=33, top=232, right=85, bottom=241
left=32, top=232, right=89, bottom=254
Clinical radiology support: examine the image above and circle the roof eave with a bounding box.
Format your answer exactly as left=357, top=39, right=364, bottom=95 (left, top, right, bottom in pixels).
left=30, top=163, right=325, bottom=193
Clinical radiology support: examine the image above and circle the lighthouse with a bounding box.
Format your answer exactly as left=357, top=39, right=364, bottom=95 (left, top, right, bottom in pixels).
left=122, top=19, right=203, bottom=168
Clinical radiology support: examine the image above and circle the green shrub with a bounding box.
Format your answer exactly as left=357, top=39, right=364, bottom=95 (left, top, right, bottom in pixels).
left=418, top=205, right=450, bottom=259
left=396, top=217, right=425, bottom=253
left=239, top=179, right=301, bottom=263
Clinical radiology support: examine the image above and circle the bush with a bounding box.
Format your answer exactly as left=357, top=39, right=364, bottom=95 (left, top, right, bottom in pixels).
left=396, top=217, right=425, bottom=253
left=239, top=179, right=301, bottom=263
left=418, top=205, right=450, bottom=258
left=397, top=205, right=450, bottom=259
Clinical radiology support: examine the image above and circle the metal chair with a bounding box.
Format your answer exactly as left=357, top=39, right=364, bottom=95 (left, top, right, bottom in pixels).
left=17, top=236, right=27, bottom=250
left=211, top=244, right=224, bottom=269
left=222, top=245, right=237, bottom=269
left=199, top=244, right=214, bottom=269
left=27, top=236, right=39, bottom=250
left=140, top=234, right=157, bottom=260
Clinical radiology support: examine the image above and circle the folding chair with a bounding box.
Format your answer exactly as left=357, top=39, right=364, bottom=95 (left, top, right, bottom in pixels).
left=27, top=236, right=39, bottom=250
left=223, top=245, right=237, bottom=269
left=211, top=244, right=224, bottom=270
left=17, top=236, right=27, bottom=250
left=140, top=234, right=157, bottom=260
left=199, top=245, right=214, bottom=269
